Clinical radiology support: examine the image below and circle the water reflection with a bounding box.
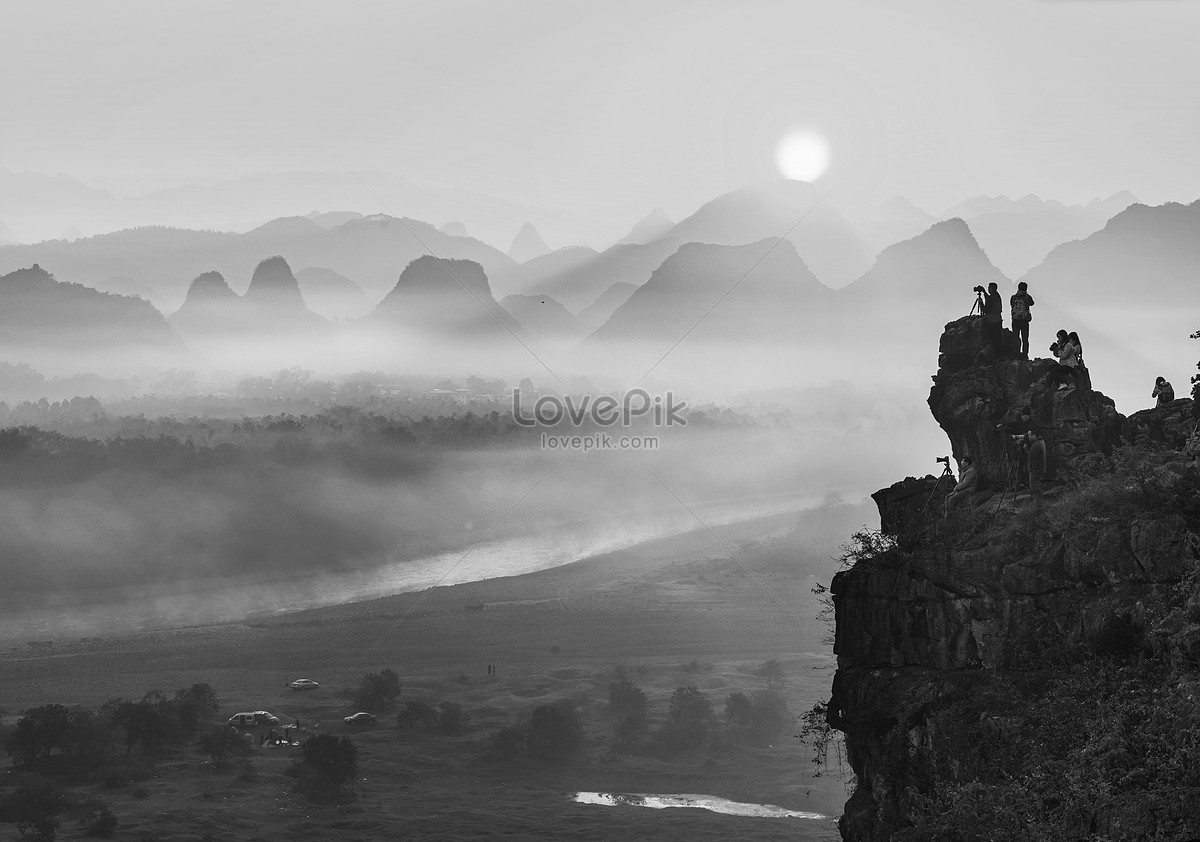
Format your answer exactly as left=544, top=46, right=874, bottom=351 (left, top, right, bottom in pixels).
left=574, top=791, right=827, bottom=819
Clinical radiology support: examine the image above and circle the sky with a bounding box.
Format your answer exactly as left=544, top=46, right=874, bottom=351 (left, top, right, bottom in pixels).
left=5, top=0, right=1200, bottom=230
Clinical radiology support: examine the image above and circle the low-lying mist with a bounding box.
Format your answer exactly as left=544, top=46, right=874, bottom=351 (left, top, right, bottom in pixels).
left=0, top=389, right=933, bottom=602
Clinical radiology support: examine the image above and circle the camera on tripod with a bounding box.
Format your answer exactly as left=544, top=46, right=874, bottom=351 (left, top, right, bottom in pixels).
left=1010, top=433, right=1029, bottom=444
left=973, top=285, right=985, bottom=295
left=936, top=455, right=950, bottom=465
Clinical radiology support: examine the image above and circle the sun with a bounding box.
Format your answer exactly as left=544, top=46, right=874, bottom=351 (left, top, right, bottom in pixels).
left=775, top=131, right=831, bottom=182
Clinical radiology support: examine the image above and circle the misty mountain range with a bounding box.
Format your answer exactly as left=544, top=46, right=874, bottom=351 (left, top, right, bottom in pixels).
left=0, top=167, right=607, bottom=251
left=0, top=181, right=1192, bottom=399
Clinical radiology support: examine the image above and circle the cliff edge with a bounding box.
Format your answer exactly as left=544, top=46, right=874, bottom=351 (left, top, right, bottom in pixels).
left=828, top=316, right=1200, bottom=841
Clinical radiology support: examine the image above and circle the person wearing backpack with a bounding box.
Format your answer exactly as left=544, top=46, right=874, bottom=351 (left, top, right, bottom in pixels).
left=1152, top=376, right=1175, bottom=407
left=1010, top=281, right=1035, bottom=359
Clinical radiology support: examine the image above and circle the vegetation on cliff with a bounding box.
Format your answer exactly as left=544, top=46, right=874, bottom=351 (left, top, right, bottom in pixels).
left=885, top=447, right=1200, bottom=840
left=827, top=319, right=1200, bottom=841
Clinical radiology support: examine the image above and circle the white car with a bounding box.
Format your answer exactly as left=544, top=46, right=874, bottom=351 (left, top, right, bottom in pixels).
left=288, top=678, right=320, bottom=690
left=344, top=712, right=377, bottom=725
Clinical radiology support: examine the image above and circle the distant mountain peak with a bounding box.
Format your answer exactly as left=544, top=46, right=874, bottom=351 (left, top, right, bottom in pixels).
left=508, top=223, right=551, bottom=263
left=2, top=263, right=55, bottom=285
left=618, top=207, right=675, bottom=245
left=0, top=263, right=184, bottom=366
left=388, top=255, right=496, bottom=300
left=182, top=271, right=238, bottom=305
left=439, top=221, right=470, bottom=238
left=373, top=256, right=522, bottom=339
left=304, top=210, right=364, bottom=230
left=248, top=216, right=323, bottom=236
left=873, top=196, right=934, bottom=221
left=923, top=217, right=982, bottom=246
left=244, top=255, right=307, bottom=308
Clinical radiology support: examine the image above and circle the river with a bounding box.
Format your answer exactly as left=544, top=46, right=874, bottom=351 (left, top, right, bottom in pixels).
left=0, top=491, right=826, bottom=644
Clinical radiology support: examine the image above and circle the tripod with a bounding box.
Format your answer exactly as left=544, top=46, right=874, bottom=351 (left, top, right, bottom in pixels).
left=925, top=461, right=956, bottom=513
left=991, top=441, right=1025, bottom=514
left=969, top=293, right=984, bottom=317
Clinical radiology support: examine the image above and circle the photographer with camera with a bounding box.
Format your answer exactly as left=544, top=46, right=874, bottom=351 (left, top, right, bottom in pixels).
left=1049, top=329, right=1080, bottom=391
left=943, top=455, right=978, bottom=515
left=974, top=282, right=1005, bottom=356
left=1152, top=376, right=1175, bottom=407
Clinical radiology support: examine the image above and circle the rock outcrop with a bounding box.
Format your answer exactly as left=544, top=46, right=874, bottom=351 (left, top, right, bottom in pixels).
left=1125, top=397, right=1196, bottom=450
left=828, top=317, right=1199, bottom=841
left=929, top=315, right=1121, bottom=487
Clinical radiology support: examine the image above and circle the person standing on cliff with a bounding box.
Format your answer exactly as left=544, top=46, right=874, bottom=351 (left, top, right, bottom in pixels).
left=1027, top=431, right=1047, bottom=502
left=982, top=282, right=1004, bottom=356
left=1050, top=329, right=1079, bottom=391
left=944, top=456, right=978, bottom=514
left=1152, top=376, right=1175, bottom=407
left=1010, top=282, right=1034, bottom=359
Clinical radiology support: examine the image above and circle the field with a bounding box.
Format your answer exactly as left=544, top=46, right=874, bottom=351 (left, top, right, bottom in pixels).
left=0, top=511, right=852, bottom=841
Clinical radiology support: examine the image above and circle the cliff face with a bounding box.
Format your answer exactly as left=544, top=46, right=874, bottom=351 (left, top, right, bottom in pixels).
left=829, top=316, right=1200, bottom=841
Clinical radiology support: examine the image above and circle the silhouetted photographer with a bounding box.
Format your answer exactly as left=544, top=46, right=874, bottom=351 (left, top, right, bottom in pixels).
left=1010, top=281, right=1034, bottom=359
left=943, top=455, right=978, bottom=515
left=1049, top=329, right=1081, bottom=391
left=1152, top=376, right=1175, bottom=407
left=974, top=282, right=1004, bottom=356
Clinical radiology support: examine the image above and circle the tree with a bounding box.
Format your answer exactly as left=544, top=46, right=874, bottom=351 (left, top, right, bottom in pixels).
left=0, top=775, right=67, bottom=841
left=77, top=800, right=118, bottom=838
left=668, top=686, right=712, bottom=725
left=526, top=700, right=584, bottom=760
left=750, top=690, right=791, bottom=743
left=725, top=692, right=754, bottom=730
left=652, top=686, right=713, bottom=754
left=396, top=700, right=438, bottom=730
left=295, top=734, right=358, bottom=801
left=3, top=705, right=73, bottom=767
left=755, top=659, right=785, bottom=689
left=351, top=668, right=402, bottom=711
left=173, top=684, right=219, bottom=731
left=196, top=726, right=249, bottom=767
left=436, top=702, right=469, bottom=736
left=111, top=693, right=180, bottom=757
left=607, top=679, right=648, bottom=747
left=488, top=726, right=526, bottom=759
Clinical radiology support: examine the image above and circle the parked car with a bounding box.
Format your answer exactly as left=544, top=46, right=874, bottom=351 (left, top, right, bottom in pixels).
left=344, top=712, right=377, bottom=725
left=228, top=712, right=258, bottom=727
left=252, top=711, right=280, bottom=725
left=288, top=678, right=320, bottom=690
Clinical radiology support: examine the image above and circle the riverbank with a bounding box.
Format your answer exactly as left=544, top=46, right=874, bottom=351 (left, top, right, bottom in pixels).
left=0, top=503, right=866, bottom=841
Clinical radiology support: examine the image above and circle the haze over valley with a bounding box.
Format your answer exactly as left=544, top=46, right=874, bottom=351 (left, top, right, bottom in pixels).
left=3, top=3, right=1199, bottom=841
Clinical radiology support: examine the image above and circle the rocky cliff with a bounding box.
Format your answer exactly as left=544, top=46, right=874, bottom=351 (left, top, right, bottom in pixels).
left=828, top=316, right=1200, bottom=841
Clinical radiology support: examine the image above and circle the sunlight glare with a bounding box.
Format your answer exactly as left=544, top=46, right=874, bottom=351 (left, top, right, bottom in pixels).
left=775, top=131, right=831, bottom=182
